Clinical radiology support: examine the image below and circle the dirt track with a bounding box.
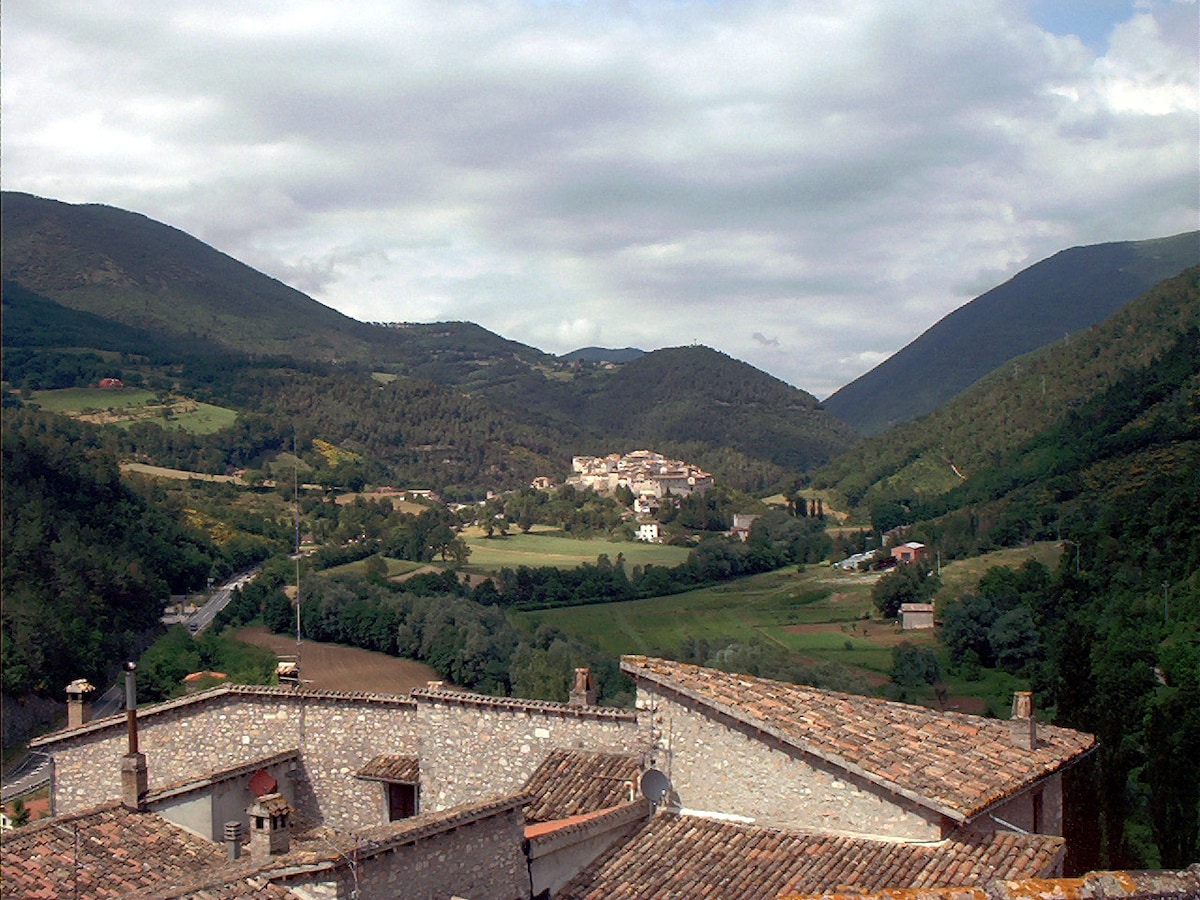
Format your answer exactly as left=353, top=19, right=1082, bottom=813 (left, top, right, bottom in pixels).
left=237, top=626, right=443, bottom=694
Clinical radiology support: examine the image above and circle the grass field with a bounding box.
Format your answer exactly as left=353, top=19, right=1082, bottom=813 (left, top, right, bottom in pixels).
left=323, top=557, right=427, bottom=578
left=31, top=387, right=237, bottom=434
left=460, top=528, right=691, bottom=573
left=514, top=543, right=1058, bottom=713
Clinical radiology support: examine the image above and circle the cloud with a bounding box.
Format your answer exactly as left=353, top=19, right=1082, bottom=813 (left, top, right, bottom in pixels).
left=3, top=0, right=1196, bottom=399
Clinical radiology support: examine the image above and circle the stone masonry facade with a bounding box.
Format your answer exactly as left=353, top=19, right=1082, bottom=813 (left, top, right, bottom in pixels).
left=278, top=803, right=530, bottom=900
left=637, top=683, right=944, bottom=840
left=35, top=685, right=641, bottom=835
left=413, top=689, right=641, bottom=811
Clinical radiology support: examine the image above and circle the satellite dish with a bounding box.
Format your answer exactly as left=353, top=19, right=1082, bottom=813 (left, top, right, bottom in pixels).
left=640, top=768, right=671, bottom=804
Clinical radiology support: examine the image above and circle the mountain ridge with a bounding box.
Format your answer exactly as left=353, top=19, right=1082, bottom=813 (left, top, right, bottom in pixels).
left=823, top=231, right=1200, bottom=435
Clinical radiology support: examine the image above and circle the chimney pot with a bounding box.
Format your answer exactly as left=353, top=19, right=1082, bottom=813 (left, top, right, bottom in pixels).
left=224, top=821, right=243, bottom=860
left=426, top=680, right=444, bottom=690
left=66, top=678, right=96, bottom=728
left=1010, top=691, right=1038, bottom=750
left=569, top=667, right=597, bottom=706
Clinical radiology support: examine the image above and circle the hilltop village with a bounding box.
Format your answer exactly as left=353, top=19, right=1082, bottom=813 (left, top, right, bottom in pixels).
left=567, top=451, right=714, bottom=499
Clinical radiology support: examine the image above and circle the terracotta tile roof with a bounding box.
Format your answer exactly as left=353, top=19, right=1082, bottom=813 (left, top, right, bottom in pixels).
left=0, top=801, right=228, bottom=899
left=136, top=875, right=300, bottom=900
left=782, top=866, right=1200, bottom=899
left=622, top=655, right=1095, bottom=821
left=557, top=813, right=1065, bottom=900
left=522, top=749, right=642, bottom=823
left=355, top=754, right=419, bottom=783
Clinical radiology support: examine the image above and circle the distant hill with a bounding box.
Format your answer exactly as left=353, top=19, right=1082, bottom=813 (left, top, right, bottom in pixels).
left=1, top=192, right=856, bottom=488
left=815, top=265, right=1200, bottom=512
left=823, top=232, right=1200, bottom=436
left=560, top=347, right=645, bottom=363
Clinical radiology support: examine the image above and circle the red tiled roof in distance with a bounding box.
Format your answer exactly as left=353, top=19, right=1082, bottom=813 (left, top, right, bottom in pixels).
left=558, top=813, right=1065, bottom=900
left=622, top=655, right=1096, bottom=822
left=522, top=749, right=642, bottom=823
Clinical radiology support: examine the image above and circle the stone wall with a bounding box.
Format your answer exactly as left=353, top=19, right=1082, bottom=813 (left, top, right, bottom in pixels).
left=637, top=684, right=944, bottom=840
left=412, top=689, right=643, bottom=810
left=279, top=801, right=532, bottom=900
left=33, top=687, right=420, bottom=831
left=34, top=685, right=645, bottom=836
left=958, top=772, right=1064, bottom=843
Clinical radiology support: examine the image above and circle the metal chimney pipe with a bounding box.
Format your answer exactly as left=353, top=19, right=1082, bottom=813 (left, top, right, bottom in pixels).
left=124, top=661, right=139, bottom=754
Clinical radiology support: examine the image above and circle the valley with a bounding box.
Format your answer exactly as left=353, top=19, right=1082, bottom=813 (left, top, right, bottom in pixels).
left=1, top=193, right=1197, bottom=868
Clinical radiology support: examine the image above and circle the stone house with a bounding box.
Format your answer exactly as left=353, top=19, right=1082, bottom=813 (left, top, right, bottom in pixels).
left=901, top=602, right=935, bottom=629
left=6, top=656, right=1103, bottom=899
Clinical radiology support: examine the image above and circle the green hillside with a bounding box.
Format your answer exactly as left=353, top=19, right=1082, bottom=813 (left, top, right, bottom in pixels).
left=824, top=232, right=1200, bottom=435
left=816, top=266, right=1200, bottom=516
left=1, top=192, right=857, bottom=488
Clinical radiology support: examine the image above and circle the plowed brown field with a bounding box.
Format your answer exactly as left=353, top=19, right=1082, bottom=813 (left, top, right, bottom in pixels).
left=237, top=626, right=443, bottom=694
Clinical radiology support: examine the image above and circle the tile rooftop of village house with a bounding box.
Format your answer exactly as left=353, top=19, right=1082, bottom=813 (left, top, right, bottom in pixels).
left=622, top=655, right=1096, bottom=822
left=521, top=749, right=643, bottom=823
left=556, top=813, right=1066, bottom=900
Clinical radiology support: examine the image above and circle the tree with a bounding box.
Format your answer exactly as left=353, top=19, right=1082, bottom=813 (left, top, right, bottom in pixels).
left=872, top=563, right=939, bottom=619
left=891, top=643, right=942, bottom=687
left=9, top=797, right=30, bottom=827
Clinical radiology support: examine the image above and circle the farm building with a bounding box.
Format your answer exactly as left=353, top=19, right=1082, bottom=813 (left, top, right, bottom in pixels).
left=891, top=541, right=928, bottom=564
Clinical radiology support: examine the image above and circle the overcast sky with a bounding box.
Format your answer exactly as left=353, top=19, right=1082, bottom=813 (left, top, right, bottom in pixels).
left=4, top=1, right=1197, bottom=397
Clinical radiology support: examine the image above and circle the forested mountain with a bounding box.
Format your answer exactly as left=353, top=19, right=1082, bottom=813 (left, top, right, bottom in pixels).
left=559, top=347, right=645, bottom=363
left=816, top=266, right=1200, bottom=516
left=814, top=266, right=1200, bottom=867
left=0, top=410, right=245, bottom=696
left=824, top=232, right=1200, bottom=435
left=1, top=192, right=855, bottom=485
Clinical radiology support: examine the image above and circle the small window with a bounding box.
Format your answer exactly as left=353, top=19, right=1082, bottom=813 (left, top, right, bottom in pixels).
left=387, top=782, right=418, bottom=821
left=1033, top=791, right=1043, bottom=833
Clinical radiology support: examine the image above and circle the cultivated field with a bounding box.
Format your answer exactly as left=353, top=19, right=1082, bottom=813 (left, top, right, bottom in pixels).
left=237, top=626, right=443, bottom=694
left=460, top=528, right=691, bottom=573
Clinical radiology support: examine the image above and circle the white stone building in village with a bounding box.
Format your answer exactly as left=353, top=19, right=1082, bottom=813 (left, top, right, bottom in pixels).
left=6, top=656, right=1197, bottom=899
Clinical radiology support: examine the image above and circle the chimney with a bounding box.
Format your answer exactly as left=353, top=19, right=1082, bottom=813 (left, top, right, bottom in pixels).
left=65, top=679, right=96, bottom=728
left=569, top=668, right=597, bottom=707
left=246, top=793, right=292, bottom=857
left=121, top=662, right=149, bottom=810
left=1010, top=690, right=1038, bottom=750
left=224, top=821, right=243, bottom=861
left=426, top=680, right=444, bottom=690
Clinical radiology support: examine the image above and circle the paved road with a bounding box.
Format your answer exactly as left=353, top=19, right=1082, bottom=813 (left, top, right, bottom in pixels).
left=2, top=570, right=259, bottom=802
left=162, top=569, right=259, bottom=635
left=1, top=753, right=51, bottom=802
left=196, top=568, right=258, bottom=633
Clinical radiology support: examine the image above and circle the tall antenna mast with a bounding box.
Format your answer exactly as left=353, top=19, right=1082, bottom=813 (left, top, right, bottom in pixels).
left=293, top=435, right=301, bottom=676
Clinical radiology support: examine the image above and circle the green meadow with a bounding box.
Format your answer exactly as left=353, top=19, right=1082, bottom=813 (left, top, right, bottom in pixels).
left=513, top=543, right=1057, bottom=712
left=460, top=529, right=690, bottom=573
left=30, top=388, right=237, bottom=434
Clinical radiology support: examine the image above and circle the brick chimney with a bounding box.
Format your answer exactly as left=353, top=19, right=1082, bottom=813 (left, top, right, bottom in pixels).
left=569, top=668, right=597, bottom=706
left=1010, top=690, right=1038, bottom=750
left=247, top=793, right=292, bottom=857
left=121, top=662, right=149, bottom=810
left=65, top=679, right=96, bottom=729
